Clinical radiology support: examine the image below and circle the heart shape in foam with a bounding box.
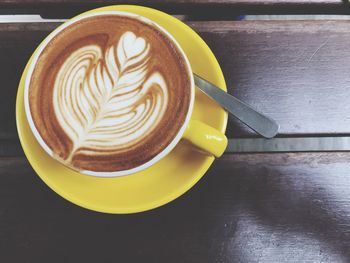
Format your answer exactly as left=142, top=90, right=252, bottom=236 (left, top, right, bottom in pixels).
left=122, top=32, right=147, bottom=60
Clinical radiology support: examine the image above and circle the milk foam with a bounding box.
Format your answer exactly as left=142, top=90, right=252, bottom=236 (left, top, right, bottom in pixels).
left=53, top=31, right=168, bottom=160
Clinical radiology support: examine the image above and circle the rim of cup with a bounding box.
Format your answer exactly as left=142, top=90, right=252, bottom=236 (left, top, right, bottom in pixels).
left=24, top=10, right=195, bottom=177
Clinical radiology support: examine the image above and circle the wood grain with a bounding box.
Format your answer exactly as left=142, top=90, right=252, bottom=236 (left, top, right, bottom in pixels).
left=1, top=153, right=350, bottom=262
left=0, top=0, right=342, bottom=3
left=4, top=21, right=350, bottom=146
left=190, top=20, right=350, bottom=138
left=0, top=0, right=348, bottom=19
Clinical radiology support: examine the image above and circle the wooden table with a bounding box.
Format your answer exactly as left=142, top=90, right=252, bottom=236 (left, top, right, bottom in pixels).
left=2, top=1, right=350, bottom=262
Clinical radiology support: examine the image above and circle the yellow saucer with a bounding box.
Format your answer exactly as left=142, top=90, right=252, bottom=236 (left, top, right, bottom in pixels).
left=16, top=5, right=228, bottom=214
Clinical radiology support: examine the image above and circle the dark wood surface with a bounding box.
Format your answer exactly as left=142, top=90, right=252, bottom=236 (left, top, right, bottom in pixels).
left=2, top=3, right=350, bottom=262
left=2, top=153, right=350, bottom=262
left=0, top=0, right=349, bottom=19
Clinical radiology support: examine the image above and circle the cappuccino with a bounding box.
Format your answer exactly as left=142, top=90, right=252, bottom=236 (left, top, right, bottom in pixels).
left=27, top=13, right=192, bottom=173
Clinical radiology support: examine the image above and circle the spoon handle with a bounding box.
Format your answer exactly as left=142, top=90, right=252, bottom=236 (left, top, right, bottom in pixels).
left=194, top=74, right=279, bottom=138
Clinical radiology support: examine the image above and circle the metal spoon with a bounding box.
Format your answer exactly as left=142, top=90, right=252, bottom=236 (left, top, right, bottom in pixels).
left=194, top=74, right=279, bottom=138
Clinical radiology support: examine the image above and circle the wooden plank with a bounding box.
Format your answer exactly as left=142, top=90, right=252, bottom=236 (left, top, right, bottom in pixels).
left=1, top=153, right=350, bottom=262
left=4, top=20, right=350, bottom=155
left=188, top=21, right=350, bottom=138
left=0, top=0, right=347, bottom=18
left=0, top=0, right=341, bottom=3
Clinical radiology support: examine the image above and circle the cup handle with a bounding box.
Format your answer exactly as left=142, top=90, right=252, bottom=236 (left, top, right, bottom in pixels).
left=183, top=120, right=227, bottom=157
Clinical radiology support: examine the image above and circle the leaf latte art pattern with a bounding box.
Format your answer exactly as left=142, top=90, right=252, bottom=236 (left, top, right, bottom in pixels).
left=53, top=31, right=168, bottom=161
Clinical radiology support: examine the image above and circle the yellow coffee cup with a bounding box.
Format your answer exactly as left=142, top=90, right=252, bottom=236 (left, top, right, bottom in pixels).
left=23, top=10, right=227, bottom=178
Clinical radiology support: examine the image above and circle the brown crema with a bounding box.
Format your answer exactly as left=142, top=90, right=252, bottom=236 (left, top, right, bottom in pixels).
left=28, top=14, right=192, bottom=172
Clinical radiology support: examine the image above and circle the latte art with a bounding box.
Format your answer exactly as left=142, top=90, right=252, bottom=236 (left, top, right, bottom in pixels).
left=53, top=32, right=168, bottom=160
left=28, top=14, right=192, bottom=173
